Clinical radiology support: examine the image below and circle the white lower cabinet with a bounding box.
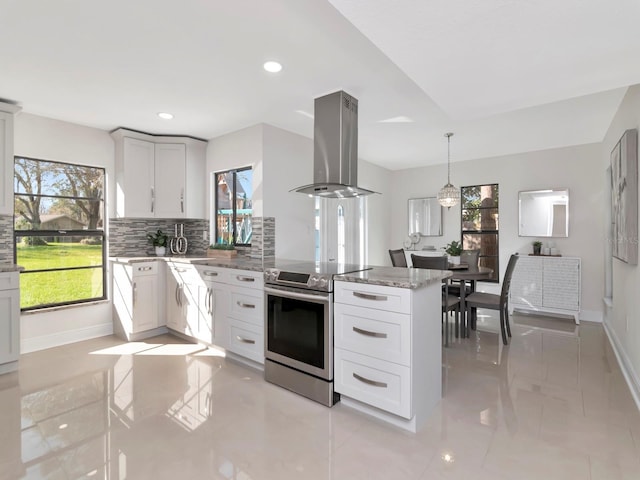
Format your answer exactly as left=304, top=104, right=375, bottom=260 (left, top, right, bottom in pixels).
left=218, top=269, right=264, bottom=364
left=0, top=272, right=20, bottom=373
left=334, top=280, right=442, bottom=432
left=112, top=261, right=164, bottom=340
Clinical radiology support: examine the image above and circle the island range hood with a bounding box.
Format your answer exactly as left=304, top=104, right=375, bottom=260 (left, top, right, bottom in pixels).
left=292, top=91, right=376, bottom=198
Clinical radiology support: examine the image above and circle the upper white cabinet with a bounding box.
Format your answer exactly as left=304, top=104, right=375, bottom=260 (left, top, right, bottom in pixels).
left=112, top=128, right=206, bottom=219
left=510, top=255, right=581, bottom=323
left=0, top=103, right=21, bottom=216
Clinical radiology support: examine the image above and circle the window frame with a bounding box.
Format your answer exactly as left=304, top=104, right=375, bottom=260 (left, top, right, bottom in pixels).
left=214, top=166, right=252, bottom=247
left=13, top=156, right=106, bottom=311
left=460, top=183, right=499, bottom=283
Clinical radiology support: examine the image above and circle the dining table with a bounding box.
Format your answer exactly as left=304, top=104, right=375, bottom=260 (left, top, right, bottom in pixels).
left=447, top=265, right=494, bottom=338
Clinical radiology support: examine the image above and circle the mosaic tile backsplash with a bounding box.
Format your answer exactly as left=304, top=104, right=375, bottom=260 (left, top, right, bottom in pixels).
left=0, top=214, right=13, bottom=263
left=109, top=218, right=210, bottom=257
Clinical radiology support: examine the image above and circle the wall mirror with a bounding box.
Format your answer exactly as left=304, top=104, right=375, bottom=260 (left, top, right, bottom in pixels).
left=519, top=189, right=569, bottom=237
left=408, top=197, right=442, bottom=236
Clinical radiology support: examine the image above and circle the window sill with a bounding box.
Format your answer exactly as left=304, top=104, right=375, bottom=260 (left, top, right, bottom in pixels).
left=21, top=299, right=110, bottom=316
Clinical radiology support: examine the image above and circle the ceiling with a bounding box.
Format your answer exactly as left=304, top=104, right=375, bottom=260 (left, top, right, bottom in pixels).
left=1, top=0, right=638, bottom=170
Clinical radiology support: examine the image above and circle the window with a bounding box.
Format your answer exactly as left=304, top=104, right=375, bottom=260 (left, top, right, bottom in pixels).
left=214, top=167, right=252, bottom=245
left=461, top=184, right=499, bottom=282
left=14, top=157, right=106, bottom=310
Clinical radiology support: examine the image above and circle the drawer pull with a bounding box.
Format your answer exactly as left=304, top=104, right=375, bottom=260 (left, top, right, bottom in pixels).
left=237, top=301, right=256, bottom=309
left=204, top=271, right=218, bottom=277
left=236, top=275, right=255, bottom=282
left=353, top=372, right=387, bottom=388
left=236, top=336, right=256, bottom=345
left=353, top=291, right=388, bottom=301
left=137, top=266, right=153, bottom=272
left=352, top=326, right=387, bottom=338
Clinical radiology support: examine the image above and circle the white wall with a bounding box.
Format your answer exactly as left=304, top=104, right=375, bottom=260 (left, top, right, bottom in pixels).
left=389, top=143, right=604, bottom=320
left=14, top=113, right=115, bottom=352
left=601, top=84, right=640, bottom=407
left=358, top=159, right=392, bottom=266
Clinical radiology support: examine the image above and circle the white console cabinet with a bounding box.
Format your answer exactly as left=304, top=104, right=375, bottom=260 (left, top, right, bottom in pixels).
left=0, top=272, right=20, bottom=374
left=510, top=256, right=581, bottom=323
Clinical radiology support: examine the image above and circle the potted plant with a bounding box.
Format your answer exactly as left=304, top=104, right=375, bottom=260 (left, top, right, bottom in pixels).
left=532, top=240, right=542, bottom=255
left=444, top=240, right=463, bottom=264
left=208, top=242, right=237, bottom=258
left=147, top=229, right=168, bottom=256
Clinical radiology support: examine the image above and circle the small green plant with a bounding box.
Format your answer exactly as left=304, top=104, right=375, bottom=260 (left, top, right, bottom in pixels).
left=147, top=229, right=168, bottom=247
left=444, top=240, right=463, bottom=256
left=532, top=241, right=542, bottom=248
left=209, top=243, right=236, bottom=250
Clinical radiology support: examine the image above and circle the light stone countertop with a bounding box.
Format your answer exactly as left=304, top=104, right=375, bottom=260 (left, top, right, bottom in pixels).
left=334, top=266, right=451, bottom=289
left=109, top=255, right=267, bottom=272
left=0, top=264, right=24, bottom=273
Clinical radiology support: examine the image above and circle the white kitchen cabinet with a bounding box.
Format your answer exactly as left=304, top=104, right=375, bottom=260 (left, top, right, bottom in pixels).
left=510, top=256, right=581, bottom=323
left=112, top=261, right=165, bottom=340
left=196, top=266, right=229, bottom=347
left=166, top=264, right=186, bottom=333
left=112, top=128, right=206, bottom=219
left=334, top=280, right=441, bottom=432
left=0, top=272, right=20, bottom=374
left=0, top=103, right=21, bottom=215
left=219, top=269, right=265, bottom=364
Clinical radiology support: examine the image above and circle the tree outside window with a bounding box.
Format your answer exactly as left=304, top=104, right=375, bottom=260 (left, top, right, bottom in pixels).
left=214, top=167, right=252, bottom=246
left=461, top=184, right=499, bottom=282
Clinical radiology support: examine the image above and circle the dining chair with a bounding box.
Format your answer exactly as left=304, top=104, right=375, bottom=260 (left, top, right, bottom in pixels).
left=461, top=249, right=480, bottom=270
left=389, top=249, right=408, bottom=267
left=411, top=254, right=460, bottom=346
left=464, top=254, right=519, bottom=345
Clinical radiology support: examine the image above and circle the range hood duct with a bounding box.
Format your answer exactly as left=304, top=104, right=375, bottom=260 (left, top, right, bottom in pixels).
left=292, top=91, right=376, bottom=198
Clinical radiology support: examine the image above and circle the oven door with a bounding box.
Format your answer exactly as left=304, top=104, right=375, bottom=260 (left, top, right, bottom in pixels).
left=264, top=285, right=333, bottom=380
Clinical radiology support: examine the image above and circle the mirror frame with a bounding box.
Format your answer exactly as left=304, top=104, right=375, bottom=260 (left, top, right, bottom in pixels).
left=518, top=188, right=569, bottom=237
left=408, top=197, right=442, bottom=237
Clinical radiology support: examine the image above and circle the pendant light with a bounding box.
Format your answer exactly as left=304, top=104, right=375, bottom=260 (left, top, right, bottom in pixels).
left=437, top=132, right=460, bottom=208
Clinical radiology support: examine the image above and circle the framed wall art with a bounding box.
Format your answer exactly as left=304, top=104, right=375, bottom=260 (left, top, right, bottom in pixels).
left=611, top=128, right=638, bottom=265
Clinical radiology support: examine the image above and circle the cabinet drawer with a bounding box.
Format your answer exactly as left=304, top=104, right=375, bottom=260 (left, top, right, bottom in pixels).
left=226, top=320, right=264, bottom=364
left=335, top=281, right=411, bottom=314
left=228, top=287, right=264, bottom=326
left=226, top=270, right=264, bottom=289
left=335, top=348, right=411, bottom=419
left=0, top=272, right=19, bottom=291
left=334, top=304, right=410, bottom=366
left=131, top=262, right=158, bottom=276
left=195, top=265, right=229, bottom=284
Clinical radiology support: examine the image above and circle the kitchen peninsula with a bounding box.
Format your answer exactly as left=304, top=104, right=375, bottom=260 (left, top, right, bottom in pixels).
left=111, top=256, right=448, bottom=432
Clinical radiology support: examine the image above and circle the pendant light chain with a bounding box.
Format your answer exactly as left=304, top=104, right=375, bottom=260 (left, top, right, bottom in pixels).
left=437, top=132, right=460, bottom=208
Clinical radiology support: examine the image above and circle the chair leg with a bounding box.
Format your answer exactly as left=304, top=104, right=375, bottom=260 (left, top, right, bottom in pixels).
left=504, top=304, right=512, bottom=338
left=499, top=308, right=508, bottom=345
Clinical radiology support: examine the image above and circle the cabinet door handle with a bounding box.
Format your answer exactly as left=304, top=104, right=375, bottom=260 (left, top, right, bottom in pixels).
left=236, top=275, right=255, bottom=282
left=175, top=284, right=180, bottom=306
left=353, top=291, right=388, bottom=301
left=180, top=188, right=184, bottom=213
left=204, top=271, right=218, bottom=277
left=151, top=186, right=155, bottom=213
left=133, top=282, right=137, bottom=307
left=237, top=301, right=255, bottom=309
left=353, top=372, right=387, bottom=388
left=204, top=287, right=210, bottom=312
left=209, top=289, right=214, bottom=316
left=137, top=266, right=153, bottom=272
left=236, top=336, right=256, bottom=345
left=352, top=326, right=387, bottom=338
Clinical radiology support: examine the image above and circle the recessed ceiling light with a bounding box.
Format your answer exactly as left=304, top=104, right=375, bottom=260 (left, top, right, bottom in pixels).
left=263, top=61, right=283, bottom=73
left=158, top=112, right=173, bottom=120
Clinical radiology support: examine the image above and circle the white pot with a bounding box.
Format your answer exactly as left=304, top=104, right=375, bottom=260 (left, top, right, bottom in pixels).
left=449, top=255, right=460, bottom=265
left=155, top=246, right=166, bottom=256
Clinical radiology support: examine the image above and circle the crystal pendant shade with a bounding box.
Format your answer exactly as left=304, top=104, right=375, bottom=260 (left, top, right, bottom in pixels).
left=438, top=132, right=460, bottom=208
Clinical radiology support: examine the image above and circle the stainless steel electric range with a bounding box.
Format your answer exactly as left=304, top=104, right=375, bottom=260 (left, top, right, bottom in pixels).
left=263, top=261, right=370, bottom=406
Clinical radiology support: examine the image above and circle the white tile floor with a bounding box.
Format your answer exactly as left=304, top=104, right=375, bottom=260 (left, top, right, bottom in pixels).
left=1, top=312, right=639, bottom=479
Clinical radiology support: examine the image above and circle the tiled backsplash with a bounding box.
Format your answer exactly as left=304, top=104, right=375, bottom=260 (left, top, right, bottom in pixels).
left=0, top=215, right=13, bottom=263
left=109, top=216, right=275, bottom=259
left=109, top=218, right=210, bottom=257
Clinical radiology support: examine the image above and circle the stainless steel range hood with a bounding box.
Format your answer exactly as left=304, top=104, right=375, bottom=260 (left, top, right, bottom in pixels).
left=292, top=91, right=376, bottom=198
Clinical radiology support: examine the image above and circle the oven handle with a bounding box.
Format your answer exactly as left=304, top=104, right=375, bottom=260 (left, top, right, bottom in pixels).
left=264, top=286, right=331, bottom=303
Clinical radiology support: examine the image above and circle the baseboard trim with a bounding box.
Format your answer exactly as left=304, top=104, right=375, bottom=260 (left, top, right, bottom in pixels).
left=603, top=320, right=640, bottom=413
left=21, top=323, right=114, bottom=354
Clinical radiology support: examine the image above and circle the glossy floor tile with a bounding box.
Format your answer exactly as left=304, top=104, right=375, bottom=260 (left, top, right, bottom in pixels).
left=1, top=312, right=639, bottom=479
